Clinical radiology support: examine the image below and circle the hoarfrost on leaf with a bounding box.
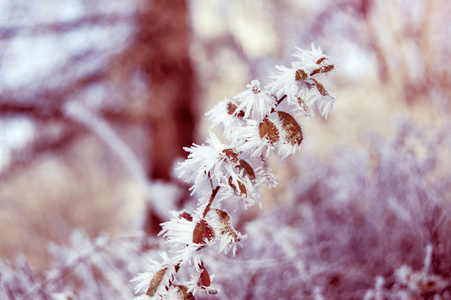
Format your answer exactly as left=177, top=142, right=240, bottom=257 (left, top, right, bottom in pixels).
left=159, top=215, right=197, bottom=247
left=267, top=43, right=335, bottom=120
left=291, top=43, right=333, bottom=76
left=131, top=253, right=174, bottom=296
left=206, top=97, right=245, bottom=140
left=267, top=65, right=299, bottom=105
left=233, top=80, right=276, bottom=121
left=232, top=118, right=280, bottom=159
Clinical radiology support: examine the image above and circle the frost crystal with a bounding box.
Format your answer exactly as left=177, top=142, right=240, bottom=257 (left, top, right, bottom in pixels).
left=206, top=97, right=245, bottom=140
left=234, top=80, right=276, bottom=121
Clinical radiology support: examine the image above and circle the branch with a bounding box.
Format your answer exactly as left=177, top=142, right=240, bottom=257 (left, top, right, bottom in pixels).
left=132, top=44, right=336, bottom=298
left=0, top=126, right=82, bottom=180
left=0, top=67, right=107, bottom=114
left=269, top=94, right=287, bottom=115
left=0, top=13, right=132, bottom=40
left=203, top=186, right=220, bottom=218
left=63, top=102, right=154, bottom=197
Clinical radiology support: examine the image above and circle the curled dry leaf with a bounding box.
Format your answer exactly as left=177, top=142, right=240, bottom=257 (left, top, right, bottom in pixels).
left=259, top=118, right=280, bottom=145
left=278, top=111, right=303, bottom=146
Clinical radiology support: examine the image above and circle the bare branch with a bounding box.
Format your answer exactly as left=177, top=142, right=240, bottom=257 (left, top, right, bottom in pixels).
left=0, top=13, right=132, bottom=40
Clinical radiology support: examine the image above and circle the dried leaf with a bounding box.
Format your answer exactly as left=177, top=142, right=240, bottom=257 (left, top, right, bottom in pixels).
left=297, top=96, right=309, bottom=113
left=311, top=78, right=329, bottom=96
left=316, top=57, right=326, bottom=64
left=259, top=118, right=279, bottom=145
left=222, top=148, right=239, bottom=164
left=198, top=262, right=211, bottom=288
left=237, top=159, right=256, bottom=181
left=193, top=220, right=215, bottom=246
left=278, top=111, right=303, bottom=146
left=175, top=285, right=196, bottom=300
left=146, top=268, right=167, bottom=297
left=179, top=211, right=193, bottom=222
left=226, top=101, right=244, bottom=117
left=226, top=102, right=237, bottom=115
left=295, top=69, right=308, bottom=81
left=215, top=209, right=242, bottom=242
left=216, top=209, right=231, bottom=224
left=297, top=96, right=305, bottom=106
left=310, top=64, right=334, bottom=76
left=304, top=81, right=314, bottom=89
left=228, top=176, right=247, bottom=196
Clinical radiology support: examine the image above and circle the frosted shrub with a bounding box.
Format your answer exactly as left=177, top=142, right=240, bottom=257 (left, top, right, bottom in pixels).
left=195, top=121, right=451, bottom=299
left=0, top=230, right=161, bottom=300
left=132, top=44, right=336, bottom=299
left=249, top=121, right=451, bottom=299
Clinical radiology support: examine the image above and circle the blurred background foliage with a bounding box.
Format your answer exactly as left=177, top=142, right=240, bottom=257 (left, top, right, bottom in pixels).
left=0, top=0, right=450, bottom=298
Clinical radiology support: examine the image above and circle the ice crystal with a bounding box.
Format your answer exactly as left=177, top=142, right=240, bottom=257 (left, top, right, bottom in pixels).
left=234, top=80, right=276, bottom=121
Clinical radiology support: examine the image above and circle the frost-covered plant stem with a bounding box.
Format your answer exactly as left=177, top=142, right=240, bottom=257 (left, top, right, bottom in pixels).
left=202, top=186, right=220, bottom=218
left=132, top=44, right=337, bottom=299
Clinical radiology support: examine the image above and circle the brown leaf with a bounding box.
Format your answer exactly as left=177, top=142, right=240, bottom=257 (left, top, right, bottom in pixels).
left=215, top=209, right=231, bottom=225
left=259, top=118, right=279, bottom=145
left=226, top=101, right=244, bottom=117
left=297, top=96, right=305, bottom=106
left=311, top=78, right=329, bottom=96
left=237, top=159, right=256, bottom=181
left=297, top=96, right=309, bottom=113
left=175, top=285, right=196, bottom=300
left=310, top=64, right=334, bottom=76
left=278, top=111, right=303, bottom=146
left=226, top=102, right=237, bottom=115
left=222, top=148, right=239, bottom=164
left=228, top=176, right=247, bottom=196
left=179, top=211, right=193, bottom=222
left=215, top=209, right=242, bottom=242
left=198, top=262, right=211, bottom=288
left=193, top=220, right=215, bottom=246
left=295, top=69, right=308, bottom=81
left=146, top=268, right=167, bottom=297
left=316, top=57, right=326, bottom=64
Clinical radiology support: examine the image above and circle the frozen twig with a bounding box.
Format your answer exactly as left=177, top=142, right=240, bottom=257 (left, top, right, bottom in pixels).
left=132, top=44, right=336, bottom=299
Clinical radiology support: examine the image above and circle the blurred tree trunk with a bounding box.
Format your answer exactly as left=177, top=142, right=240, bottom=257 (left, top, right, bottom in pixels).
left=132, top=1, right=197, bottom=233
left=134, top=0, right=196, bottom=181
